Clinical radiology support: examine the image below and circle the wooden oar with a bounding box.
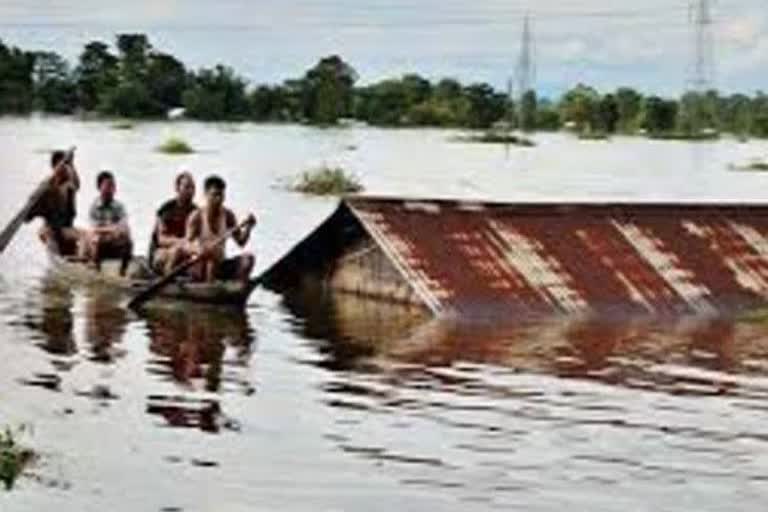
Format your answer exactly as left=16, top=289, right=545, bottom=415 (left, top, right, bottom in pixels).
left=128, top=219, right=252, bottom=310
left=0, top=146, right=76, bottom=254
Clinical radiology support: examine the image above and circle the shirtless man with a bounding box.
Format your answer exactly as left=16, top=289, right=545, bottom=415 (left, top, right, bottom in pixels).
left=83, top=171, right=133, bottom=273
left=25, top=150, right=81, bottom=255
left=185, top=175, right=256, bottom=283
left=150, top=172, right=198, bottom=275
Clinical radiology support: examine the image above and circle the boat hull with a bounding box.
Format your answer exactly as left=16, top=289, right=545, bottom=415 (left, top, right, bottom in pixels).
left=49, top=253, right=257, bottom=307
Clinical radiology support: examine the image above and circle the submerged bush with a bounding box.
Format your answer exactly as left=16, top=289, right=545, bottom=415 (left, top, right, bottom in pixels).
left=456, top=131, right=536, bottom=147
left=578, top=131, right=610, bottom=141
left=111, top=121, right=134, bottom=130
left=157, top=136, right=195, bottom=154
left=730, top=159, right=768, bottom=172
left=291, top=166, right=363, bottom=195
left=0, top=426, right=34, bottom=490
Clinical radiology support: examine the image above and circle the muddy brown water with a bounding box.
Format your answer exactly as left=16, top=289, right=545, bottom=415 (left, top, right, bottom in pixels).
left=1, top=118, right=768, bottom=511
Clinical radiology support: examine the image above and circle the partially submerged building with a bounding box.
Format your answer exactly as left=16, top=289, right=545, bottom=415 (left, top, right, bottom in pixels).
left=259, top=197, right=768, bottom=319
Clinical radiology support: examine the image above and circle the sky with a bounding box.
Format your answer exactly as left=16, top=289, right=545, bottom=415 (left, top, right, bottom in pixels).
left=0, top=0, right=766, bottom=97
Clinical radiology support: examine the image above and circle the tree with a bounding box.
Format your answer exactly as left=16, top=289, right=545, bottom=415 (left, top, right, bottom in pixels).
left=641, top=96, right=678, bottom=134
left=719, top=93, right=752, bottom=136
left=354, top=79, right=410, bottom=126
left=434, top=78, right=462, bottom=100
left=301, top=55, right=358, bottom=125
left=146, top=52, right=187, bottom=110
left=559, top=84, right=600, bottom=132
left=183, top=65, right=250, bottom=120
left=595, top=94, right=620, bottom=133
left=536, top=99, right=561, bottom=131
left=0, top=39, right=36, bottom=113
left=751, top=92, right=768, bottom=138
left=519, top=90, right=538, bottom=132
left=32, top=52, right=77, bottom=113
left=615, top=87, right=643, bottom=133
left=74, top=41, right=118, bottom=112
left=116, top=34, right=151, bottom=79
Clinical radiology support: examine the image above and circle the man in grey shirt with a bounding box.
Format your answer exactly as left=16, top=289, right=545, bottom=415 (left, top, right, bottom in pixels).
left=83, top=171, right=133, bottom=274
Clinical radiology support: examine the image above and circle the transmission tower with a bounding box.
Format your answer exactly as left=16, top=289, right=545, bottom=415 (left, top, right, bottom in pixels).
left=688, top=0, right=716, bottom=92
left=515, top=14, right=536, bottom=131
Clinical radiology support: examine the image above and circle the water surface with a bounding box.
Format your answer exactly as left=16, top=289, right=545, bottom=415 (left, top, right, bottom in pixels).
left=1, top=118, right=768, bottom=511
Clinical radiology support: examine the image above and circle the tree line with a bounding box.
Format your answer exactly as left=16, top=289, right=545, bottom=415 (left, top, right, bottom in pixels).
left=1, top=33, right=767, bottom=137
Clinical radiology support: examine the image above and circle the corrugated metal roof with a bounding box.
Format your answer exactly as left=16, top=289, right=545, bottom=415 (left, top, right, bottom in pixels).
left=261, top=197, right=768, bottom=318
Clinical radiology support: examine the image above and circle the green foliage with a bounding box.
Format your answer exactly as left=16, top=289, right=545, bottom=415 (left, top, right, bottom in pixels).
left=291, top=166, right=363, bottom=195
left=731, top=160, right=768, bottom=172
left=0, top=426, right=34, bottom=491
left=32, top=52, right=77, bottom=114
left=183, top=65, right=249, bottom=121
left=641, top=96, right=679, bottom=134
left=74, top=41, right=119, bottom=112
left=0, top=39, right=36, bottom=113
left=111, top=121, right=134, bottom=130
left=458, top=132, right=536, bottom=146
left=615, top=87, right=643, bottom=133
left=3, top=32, right=768, bottom=136
left=157, top=136, right=195, bottom=154
left=518, top=90, right=538, bottom=132
left=300, top=55, right=358, bottom=125
left=559, top=84, right=600, bottom=132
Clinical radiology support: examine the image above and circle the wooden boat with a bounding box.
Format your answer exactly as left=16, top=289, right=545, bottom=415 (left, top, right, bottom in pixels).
left=48, top=251, right=259, bottom=307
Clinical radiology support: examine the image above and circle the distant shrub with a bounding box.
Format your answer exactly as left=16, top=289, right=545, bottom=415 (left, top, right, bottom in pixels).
left=291, top=166, right=363, bottom=195
left=157, top=136, right=195, bottom=154
left=0, top=426, right=34, bottom=490
left=730, top=159, right=768, bottom=172
left=111, top=121, right=134, bottom=130
left=455, top=132, right=536, bottom=147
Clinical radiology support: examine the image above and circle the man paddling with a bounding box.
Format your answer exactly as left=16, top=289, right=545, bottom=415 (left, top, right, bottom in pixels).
left=25, top=150, right=81, bottom=254
left=150, top=172, right=198, bottom=275
left=186, top=175, right=256, bottom=283
left=83, top=171, right=133, bottom=274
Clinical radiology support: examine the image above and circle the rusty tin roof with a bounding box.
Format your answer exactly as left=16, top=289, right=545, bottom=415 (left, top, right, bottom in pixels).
left=260, top=197, right=768, bottom=318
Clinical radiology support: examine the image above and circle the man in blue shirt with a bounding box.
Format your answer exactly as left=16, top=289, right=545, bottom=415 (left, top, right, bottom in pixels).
left=83, top=171, right=133, bottom=274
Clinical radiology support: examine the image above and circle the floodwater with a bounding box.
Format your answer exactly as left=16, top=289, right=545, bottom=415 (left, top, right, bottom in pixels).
left=1, top=117, right=768, bottom=511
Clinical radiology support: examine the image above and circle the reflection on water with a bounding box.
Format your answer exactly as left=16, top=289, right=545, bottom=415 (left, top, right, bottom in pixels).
left=284, top=290, right=768, bottom=503
left=143, top=305, right=255, bottom=433
left=281, top=285, right=429, bottom=371
left=297, top=293, right=768, bottom=397
left=144, top=306, right=254, bottom=392
left=83, top=288, right=129, bottom=363
left=25, top=274, right=77, bottom=357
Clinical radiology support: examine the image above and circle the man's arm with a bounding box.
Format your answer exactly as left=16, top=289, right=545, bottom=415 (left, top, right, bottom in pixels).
left=67, top=163, right=80, bottom=191
left=185, top=211, right=202, bottom=243
left=115, top=204, right=130, bottom=236
left=229, top=210, right=255, bottom=247
left=156, top=216, right=185, bottom=247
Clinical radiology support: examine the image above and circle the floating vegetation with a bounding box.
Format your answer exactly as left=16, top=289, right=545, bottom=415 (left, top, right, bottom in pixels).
left=455, top=132, right=536, bottom=147
left=219, top=124, right=242, bottom=133
left=648, top=131, right=720, bottom=141
left=578, top=131, right=610, bottom=141
left=290, top=165, right=363, bottom=195
left=157, top=136, right=195, bottom=155
left=111, top=121, right=134, bottom=130
left=0, top=425, right=34, bottom=490
left=730, top=160, right=768, bottom=172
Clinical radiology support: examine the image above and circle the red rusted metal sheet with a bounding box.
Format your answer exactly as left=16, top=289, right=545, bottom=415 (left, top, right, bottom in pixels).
left=261, top=197, right=768, bottom=318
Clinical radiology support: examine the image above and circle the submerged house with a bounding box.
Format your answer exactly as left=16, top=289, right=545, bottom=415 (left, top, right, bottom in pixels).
left=259, top=197, right=768, bottom=319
